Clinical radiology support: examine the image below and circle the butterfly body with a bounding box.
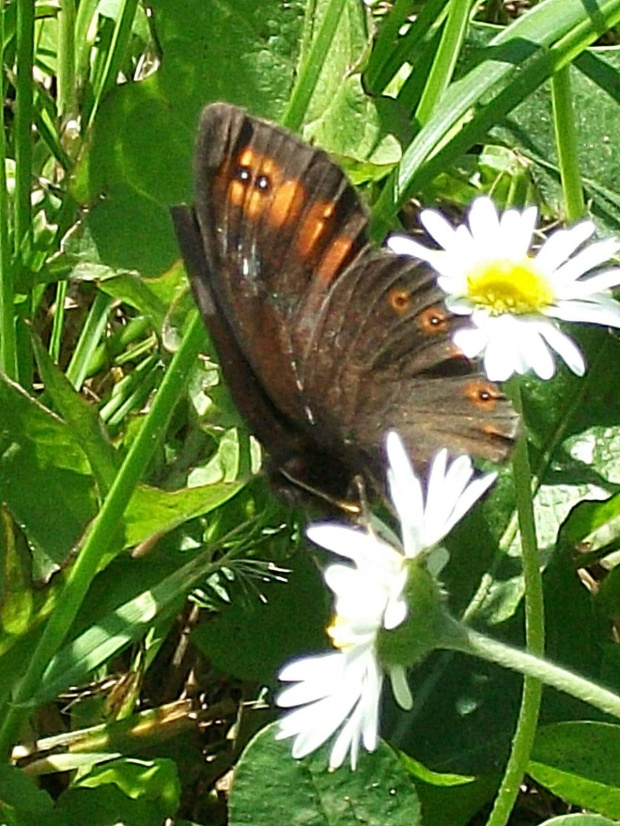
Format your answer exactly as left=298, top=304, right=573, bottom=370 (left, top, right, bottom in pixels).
left=172, top=103, right=518, bottom=499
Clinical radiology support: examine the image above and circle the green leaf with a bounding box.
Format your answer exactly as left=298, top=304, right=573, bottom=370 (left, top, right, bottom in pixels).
left=55, top=784, right=163, bottom=826
left=0, top=508, right=34, bottom=636
left=31, top=333, right=118, bottom=493
left=539, top=816, right=620, bottom=825
left=229, top=727, right=421, bottom=825
left=123, top=479, right=244, bottom=550
left=399, top=754, right=499, bottom=826
left=0, top=765, right=53, bottom=812
left=496, top=47, right=620, bottom=236
left=191, top=549, right=329, bottom=684
left=0, top=372, right=97, bottom=574
left=371, top=0, right=620, bottom=234
left=75, top=757, right=181, bottom=817
left=530, top=721, right=620, bottom=819
left=74, top=0, right=307, bottom=275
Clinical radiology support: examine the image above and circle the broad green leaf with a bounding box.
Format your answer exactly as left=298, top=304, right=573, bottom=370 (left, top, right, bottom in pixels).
left=399, top=754, right=499, bottom=826
left=530, top=722, right=620, bottom=819
left=229, top=727, right=421, bottom=826
left=55, top=784, right=165, bottom=826
left=191, top=549, right=329, bottom=684
left=0, top=371, right=97, bottom=574
left=0, top=765, right=53, bottom=812
left=75, top=757, right=180, bottom=817
left=31, top=333, right=118, bottom=493
left=74, top=0, right=307, bottom=275
left=123, top=479, right=244, bottom=550
left=496, top=47, right=620, bottom=236
left=303, top=73, right=404, bottom=170
left=539, top=816, right=620, bottom=825
left=0, top=508, right=34, bottom=636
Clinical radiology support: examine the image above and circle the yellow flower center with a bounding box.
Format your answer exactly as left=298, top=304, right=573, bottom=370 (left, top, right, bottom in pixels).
left=327, top=615, right=357, bottom=651
left=466, top=258, right=554, bottom=315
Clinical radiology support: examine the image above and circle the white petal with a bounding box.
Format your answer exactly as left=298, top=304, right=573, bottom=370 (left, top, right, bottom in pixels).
left=424, top=453, right=496, bottom=546
left=307, top=524, right=399, bottom=569
left=383, top=592, right=408, bottom=630
left=482, top=320, right=521, bottom=381
left=518, top=323, right=556, bottom=379
left=389, top=665, right=413, bottom=710
left=535, top=323, right=585, bottom=376
left=328, top=656, right=382, bottom=769
left=387, top=234, right=438, bottom=263
left=452, top=325, right=488, bottom=358
left=468, top=197, right=500, bottom=249
left=500, top=205, right=537, bottom=260
left=441, top=471, right=497, bottom=536
left=563, top=269, right=620, bottom=297
left=550, top=237, right=620, bottom=286
left=534, top=221, right=595, bottom=274
left=278, top=651, right=344, bottom=685
left=549, top=297, right=620, bottom=327
left=427, top=453, right=474, bottom=536
left=423, top=449, right=451, bottom=539
left=386, top=431, right=424, bottom=557
left=420, top=208, right=462, bottom=251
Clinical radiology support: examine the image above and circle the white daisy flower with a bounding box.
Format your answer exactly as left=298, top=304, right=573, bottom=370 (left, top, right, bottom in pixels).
left=276, top=432, right=496, bottom=769
left=388, top=196, right=620, bottom=381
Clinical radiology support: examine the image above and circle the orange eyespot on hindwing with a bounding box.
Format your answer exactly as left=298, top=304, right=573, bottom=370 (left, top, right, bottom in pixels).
left=465, top=379, right=501, bottom=411
left=417, top=305, right=449, bottom=334
left=388, top=287, right=411, bottom=315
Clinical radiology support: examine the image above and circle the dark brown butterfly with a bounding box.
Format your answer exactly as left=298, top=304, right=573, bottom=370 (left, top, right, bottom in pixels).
left=171, top=103, right=518, bottom=502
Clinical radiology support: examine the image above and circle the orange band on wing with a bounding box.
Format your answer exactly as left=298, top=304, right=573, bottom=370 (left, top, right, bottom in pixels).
left=297, top=200, right=336, bottom=258
left=317, top=235, right=354, bottom=283
left=269, top=179, right=306, bottom=228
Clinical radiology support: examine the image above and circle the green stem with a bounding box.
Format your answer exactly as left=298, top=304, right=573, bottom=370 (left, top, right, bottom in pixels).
left=57, top=0, right=77, bottom=122
left=0, top=312, right=205, bottom=760
left=14, top=0, right=34, bottom=261
left=364, top=0, right=414, bottom=94
left=551, top=65, right=585, bottom=222
left=0, top=3, right=16, bottom=380
left=439, top=616, right=620, bottom=722
left=87, top=0, right=138, bottom=132
left=484, top=385, right=544, bottom=826
left=65, top=291, right=114, bottom=390
left=281, top=0, right=347, bottom=132
left=368, top=0, right=448, bottom=99
left=415, top=0, right=473, bottom=126
left=49, top=280, right=68, bottom=363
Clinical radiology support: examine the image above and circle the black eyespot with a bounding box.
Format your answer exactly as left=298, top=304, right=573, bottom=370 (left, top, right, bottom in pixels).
left=256, top=174, right=271, bottom=192
left=236, top=165, right=252, bottom=183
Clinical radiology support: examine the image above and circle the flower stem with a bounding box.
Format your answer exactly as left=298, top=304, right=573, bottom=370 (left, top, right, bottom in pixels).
left=0, top=312, right=206, bottom=761
left=281, top=0, right=347, bottom=132
left=551, top=65, right=585, bottom=222
left=482, top=384, right=544, bottom=826
left=438, top=615, right=620, bottom=721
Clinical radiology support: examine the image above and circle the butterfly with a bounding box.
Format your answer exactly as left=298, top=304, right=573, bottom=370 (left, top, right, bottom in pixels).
left=171, top=103, right=519, bottom=503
